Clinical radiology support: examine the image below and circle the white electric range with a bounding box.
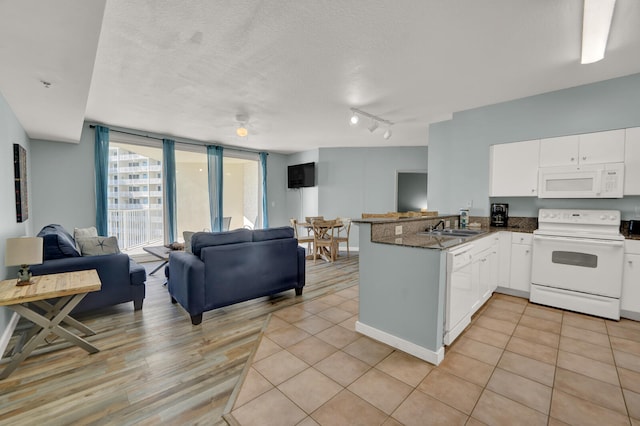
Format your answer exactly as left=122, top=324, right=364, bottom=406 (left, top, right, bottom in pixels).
left=530, top=208, right=625, bottom=320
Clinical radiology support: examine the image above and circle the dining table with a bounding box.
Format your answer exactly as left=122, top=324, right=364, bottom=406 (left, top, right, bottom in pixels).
left=300, top=219, right=344, bottom=262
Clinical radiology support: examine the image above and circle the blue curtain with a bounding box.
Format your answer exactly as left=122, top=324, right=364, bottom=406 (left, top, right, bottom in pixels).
left=94, top=125, right=110, bottom=235
left=207, top=145, right=224, bottom=231
left=163, top=139, right=177, bottom=242
left=259, top=152, right=269, bottom=228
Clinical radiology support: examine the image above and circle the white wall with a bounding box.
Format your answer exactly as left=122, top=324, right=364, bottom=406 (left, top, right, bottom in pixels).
left=286, top=150, right=320, bottom=222
left=429, top=72, right=640, bottom=219
left=0, top=93, right=33, bottom=339
left=266, top=152, right=289, bottom=228
left=282, top=146, right=428, bottom=245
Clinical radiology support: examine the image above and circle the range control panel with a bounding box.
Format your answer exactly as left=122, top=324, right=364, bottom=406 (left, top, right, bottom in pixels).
left=538, top=209, right=620, bottom=225
left=537, top=209, right=622, bottom=237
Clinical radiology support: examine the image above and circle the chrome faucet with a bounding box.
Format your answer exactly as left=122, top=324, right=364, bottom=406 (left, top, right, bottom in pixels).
left=429, top=220, right=446, bottom=231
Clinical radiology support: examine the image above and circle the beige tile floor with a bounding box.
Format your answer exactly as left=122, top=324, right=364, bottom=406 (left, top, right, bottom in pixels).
left=230, top=288, right=640, bottom=425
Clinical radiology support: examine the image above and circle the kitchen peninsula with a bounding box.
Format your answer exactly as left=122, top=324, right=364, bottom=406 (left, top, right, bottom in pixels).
left=354, top=214, right=466, bottom=366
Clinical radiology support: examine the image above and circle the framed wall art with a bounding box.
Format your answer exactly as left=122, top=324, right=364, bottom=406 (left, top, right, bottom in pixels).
left=13, top=143, right=28, bottom=223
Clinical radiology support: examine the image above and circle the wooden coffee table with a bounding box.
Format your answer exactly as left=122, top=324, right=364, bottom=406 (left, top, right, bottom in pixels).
left=143, top=245, right=181, bottom=275
left=0, top=270, right=102, bottom=379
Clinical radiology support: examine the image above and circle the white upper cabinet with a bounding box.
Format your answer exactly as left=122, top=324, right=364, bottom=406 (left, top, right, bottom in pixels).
left=624, top=127, right=640, bottom=195
left=539, top=135, right=580, bottom=167
left=578, top=129, right=625, bottom=164
left=489, top=139, right=540, bottom=197
left=539, top=129, right=624, bottom=167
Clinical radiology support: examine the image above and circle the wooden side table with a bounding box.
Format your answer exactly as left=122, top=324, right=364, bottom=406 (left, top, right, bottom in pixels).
left=0, top=270, right=102, bottom=379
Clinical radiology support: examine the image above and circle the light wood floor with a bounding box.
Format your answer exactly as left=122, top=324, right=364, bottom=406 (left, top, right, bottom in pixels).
left=0, top=253, right=359, bottom=425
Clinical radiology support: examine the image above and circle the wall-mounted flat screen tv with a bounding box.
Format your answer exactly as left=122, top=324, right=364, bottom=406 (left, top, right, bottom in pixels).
left=288, top=162, right=315, bottom=188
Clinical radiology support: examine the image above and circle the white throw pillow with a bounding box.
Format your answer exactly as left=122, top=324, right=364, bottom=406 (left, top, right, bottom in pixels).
left=76, top=236, right=121, bottom=256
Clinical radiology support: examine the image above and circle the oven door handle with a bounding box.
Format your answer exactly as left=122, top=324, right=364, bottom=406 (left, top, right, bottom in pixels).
left=533, top=235, right=624, bottom=247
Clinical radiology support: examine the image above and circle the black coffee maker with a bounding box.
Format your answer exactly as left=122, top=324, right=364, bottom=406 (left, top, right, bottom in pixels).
left=490, top=203, right=509, bottom=227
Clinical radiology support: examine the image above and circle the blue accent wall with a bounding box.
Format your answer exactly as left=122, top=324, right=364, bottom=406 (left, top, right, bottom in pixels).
left=428, top=73, right=640, bottom=219
left=0, top=92, right=33, bottom=337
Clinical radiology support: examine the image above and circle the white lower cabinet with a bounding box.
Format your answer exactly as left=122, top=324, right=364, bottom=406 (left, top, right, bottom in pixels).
left=474, top=247, right=497, bottom=310
left=497, top=231, right=512, bottom=287
left=509, top=232, right=533, bottom=293
left=445, top=235, right=498, bottom=345
left=622, top=240, right=640, bottom=317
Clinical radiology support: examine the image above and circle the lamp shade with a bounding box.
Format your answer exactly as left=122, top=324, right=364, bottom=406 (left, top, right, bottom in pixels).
left=5, top=237, right=43, bottom=267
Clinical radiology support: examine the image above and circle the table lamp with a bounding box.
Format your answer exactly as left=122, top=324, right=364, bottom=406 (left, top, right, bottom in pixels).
left=5, top=237, right=43, bottom=286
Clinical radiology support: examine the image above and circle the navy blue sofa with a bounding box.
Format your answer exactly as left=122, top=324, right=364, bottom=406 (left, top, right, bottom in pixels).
left=30, top=224, right=146, bottom=314
left=167, top=227, right=306, bottom=325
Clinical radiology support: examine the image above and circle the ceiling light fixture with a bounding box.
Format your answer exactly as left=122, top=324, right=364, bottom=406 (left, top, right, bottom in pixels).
left=236, top=126, right=248, bottom=137
left=236, top=113, right=249, bottom=137
left=349, top=108, right=394, bottom=140
left=581, top=0, right=616, bottom=64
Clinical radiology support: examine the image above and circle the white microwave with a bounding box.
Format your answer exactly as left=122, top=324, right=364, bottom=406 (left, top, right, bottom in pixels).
left=538, top=163, right=624, bottom=198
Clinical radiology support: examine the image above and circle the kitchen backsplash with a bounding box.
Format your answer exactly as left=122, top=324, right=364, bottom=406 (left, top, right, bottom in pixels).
left=366, top=215, right=635, bottom=238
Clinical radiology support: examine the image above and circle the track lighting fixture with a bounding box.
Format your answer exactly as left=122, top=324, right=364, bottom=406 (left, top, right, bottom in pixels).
left=581, top=0, right=616, bottom=64
left=349, top=108, right=394, bottom=140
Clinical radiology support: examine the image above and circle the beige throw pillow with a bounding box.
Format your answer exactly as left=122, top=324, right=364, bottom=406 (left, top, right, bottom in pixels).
left=77, top=236, right=121, bottom=256
left=74, top=226, right=98, bottom=239
left=183, top=231, right=195, bottom=254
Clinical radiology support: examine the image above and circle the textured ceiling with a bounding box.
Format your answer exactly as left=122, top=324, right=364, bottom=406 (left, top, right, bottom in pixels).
left=2, top=1, right=640, bottom=153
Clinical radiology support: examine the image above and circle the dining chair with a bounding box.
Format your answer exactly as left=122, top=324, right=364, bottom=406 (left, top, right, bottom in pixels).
left=305, top=216, right=324, bottom=224
left=335, top=217, right=352, bottom=257
left=290, top=218, right=314, bottom=254
left=311, top=219, right=338, bottom=262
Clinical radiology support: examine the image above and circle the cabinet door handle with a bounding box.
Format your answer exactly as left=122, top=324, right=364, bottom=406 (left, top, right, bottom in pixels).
left=582, top=156, right=587, bottom=160
left=525, top=250, right=530, bottom=254
left=570, top=157, right=575, bottom=162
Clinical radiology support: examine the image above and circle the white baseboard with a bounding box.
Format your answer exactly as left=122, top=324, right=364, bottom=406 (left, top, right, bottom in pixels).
left=621, top=310, right=640, bottom=321
left=0, top=312, right=20, bottom=357
left=355, top=321, right=445, bottom=366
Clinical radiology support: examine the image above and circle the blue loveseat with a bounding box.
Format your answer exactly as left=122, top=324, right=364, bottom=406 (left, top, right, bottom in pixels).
left=29, top=224, right=146, bottom=314
left=167, top=227, right=306, bottom=325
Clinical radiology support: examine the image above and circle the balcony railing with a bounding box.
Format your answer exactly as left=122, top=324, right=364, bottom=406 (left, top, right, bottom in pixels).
left=117, top=178, right=162, bottom=185
left=108, top=208, right=164, bottom=251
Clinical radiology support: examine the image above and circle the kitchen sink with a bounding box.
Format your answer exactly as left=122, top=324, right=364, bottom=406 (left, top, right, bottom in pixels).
left=418, top=229, right=487, bottom=237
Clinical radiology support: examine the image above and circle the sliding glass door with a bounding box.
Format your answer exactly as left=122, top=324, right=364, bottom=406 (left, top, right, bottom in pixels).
left=223, top=153, right=262, bottom=230
left=107, top=142, right=164, bottom=251
left=106, top=137, right=264, bottom=254
left=175, top=144, right=210, bottom=237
